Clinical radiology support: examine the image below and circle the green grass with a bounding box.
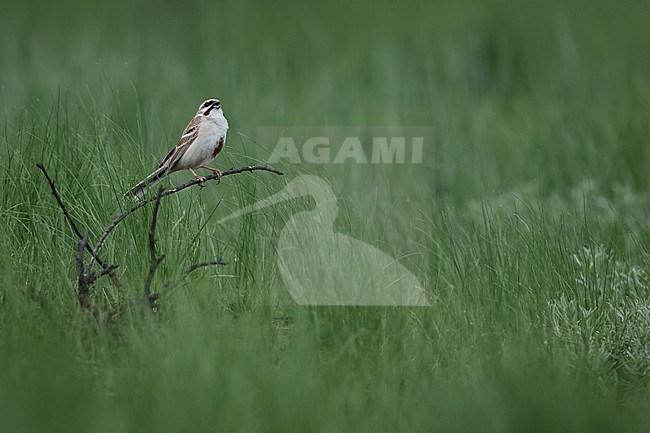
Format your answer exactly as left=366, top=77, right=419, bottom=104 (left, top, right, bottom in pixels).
left=3, top=0, right=650, bottom=431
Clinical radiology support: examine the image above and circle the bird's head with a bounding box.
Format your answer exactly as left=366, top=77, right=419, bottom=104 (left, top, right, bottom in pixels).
left=197, top=98, right=228, bottom=129
left=197, top=98, right=223, bottom=117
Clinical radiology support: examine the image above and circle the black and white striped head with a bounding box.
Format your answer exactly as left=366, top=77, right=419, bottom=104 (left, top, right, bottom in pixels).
left=197, top=99, right=222, bottom=116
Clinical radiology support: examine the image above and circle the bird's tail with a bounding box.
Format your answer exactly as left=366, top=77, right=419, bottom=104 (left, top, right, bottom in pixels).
left=125, top=166, right=168, bottom=200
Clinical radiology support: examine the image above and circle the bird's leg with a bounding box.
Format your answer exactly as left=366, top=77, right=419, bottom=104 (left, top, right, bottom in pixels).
left=189, top=168, right=207, bottom=187
left=200, top=165, right=222, bottom=185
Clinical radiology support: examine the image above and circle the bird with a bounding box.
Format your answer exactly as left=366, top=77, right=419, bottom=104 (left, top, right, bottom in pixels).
left=219, top=175, right=430, bottom=306
left=125, top=98, right=229, bottom=199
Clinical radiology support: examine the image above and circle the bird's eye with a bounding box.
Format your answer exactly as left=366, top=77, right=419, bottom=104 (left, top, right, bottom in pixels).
left=215, top=101, right=221, bottom=108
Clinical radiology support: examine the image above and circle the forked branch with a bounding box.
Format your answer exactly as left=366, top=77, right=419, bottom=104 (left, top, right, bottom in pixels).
left=85, top=165, right=283, bottom=274
left=38, top=162, right=283, bottom=313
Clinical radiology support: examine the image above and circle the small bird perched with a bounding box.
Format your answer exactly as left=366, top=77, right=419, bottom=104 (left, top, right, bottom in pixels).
left=125, top=98, right=229, bottom=199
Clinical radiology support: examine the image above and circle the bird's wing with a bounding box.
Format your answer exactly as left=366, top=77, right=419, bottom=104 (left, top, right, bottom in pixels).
left=159, top=115, right=201, bottom=172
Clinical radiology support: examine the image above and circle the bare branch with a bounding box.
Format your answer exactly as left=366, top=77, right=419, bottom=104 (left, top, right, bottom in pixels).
left=144, top=186, right=165, bottom=309
left=187, top=259, right=227, bottom=274
left=36, top=163, right=124, bottom=292
left=86, top=165, right=283, bottom=273
left=87, top=264, right=119, bottom=285
left=38, top=163, right=85, bottom=241
left=76, top=233, right=91, bottom=311
left=38, top=162, right=280, bottom=314
left=154, top=259, right=227, bottom=300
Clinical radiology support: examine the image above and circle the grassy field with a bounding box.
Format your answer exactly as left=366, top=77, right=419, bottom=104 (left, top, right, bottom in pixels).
left=2, top=0, right=650, bottom=431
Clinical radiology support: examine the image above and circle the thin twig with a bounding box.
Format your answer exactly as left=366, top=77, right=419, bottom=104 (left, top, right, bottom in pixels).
left=36, top=163, right=124, bottom=292
left=153, top=259, right=228, bottom=301
left=144, top=186, right=165, bottom=309
left=88, top=264, right=119, bottom=284
left=86, top=165, right=283, bottom=273
left=187, top=259, right=227, bottom=274
left=38, top=163, right=85, bottom=241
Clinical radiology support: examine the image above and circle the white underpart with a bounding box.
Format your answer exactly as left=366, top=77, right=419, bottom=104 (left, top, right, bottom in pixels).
left=177, top=109, right=229, bottom=170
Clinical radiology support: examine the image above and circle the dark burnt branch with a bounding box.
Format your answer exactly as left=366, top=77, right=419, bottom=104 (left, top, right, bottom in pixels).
left=88, top=264, right=119, bottom=284
left=38, top=162, right=281, bottom=313
left=85, top=165, right=283, bottom=274
left=38, top=163, right=85, bottom=240
left=76, top=233, right=91, bottom=311
left=37, top=163, right=124, bottom=292
left=144, top=186, right=165, bottom=310
left=152, top=259, right=228, bottom=302
left=187, top=259, right=228, bottom=274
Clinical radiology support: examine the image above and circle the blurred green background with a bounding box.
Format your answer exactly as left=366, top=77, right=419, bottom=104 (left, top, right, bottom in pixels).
left=3, top=0, right=650, bottom=200
left=2, top=0, right=650, bottom=431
